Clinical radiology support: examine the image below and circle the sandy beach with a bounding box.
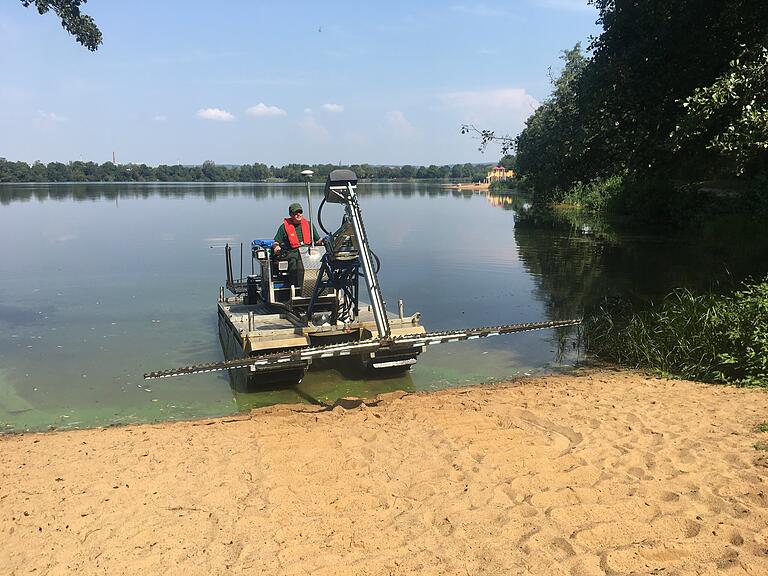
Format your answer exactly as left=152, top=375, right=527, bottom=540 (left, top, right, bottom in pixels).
left=2, top=369, right=768, bottom=575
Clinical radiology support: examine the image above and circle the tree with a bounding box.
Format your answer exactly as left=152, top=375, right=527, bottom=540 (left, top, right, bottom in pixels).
left=46, top=161, right=71, bottom=181
left=201, top=160, right=221, bottom=182
left=583, top=0, right=768, bottom=178
left=21, top=0, right=102, bottom=50
left=515, top=45, right=590, bottom=197
left=673, top=46, right=768, bottom=176
left=30, top=161, right=47, bottom=181
left=252, top=163, right=271, bottom=180
left=400, top=165, right=416, bottom=179
left=467, top=0, right=768, bottom=207
left=499, top=155, right=517, bottom=170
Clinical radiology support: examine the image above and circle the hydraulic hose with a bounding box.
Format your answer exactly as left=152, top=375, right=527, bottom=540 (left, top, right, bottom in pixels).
left=317, top=196, right=330, bottom=234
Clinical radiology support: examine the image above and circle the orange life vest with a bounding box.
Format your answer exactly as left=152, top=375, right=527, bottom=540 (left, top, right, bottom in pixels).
left=283, top=218, right=311, bottom=248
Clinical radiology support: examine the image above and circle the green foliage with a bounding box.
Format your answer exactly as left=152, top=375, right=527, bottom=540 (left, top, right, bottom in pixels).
left=485, top=1, right=768, bottom=218
left=499, top=155, right=517, bottom=170
left=584, top=0, right=768, bottom=179
left=673, top=46, right=768, bottom=176
left=586, top=277, right=768, bottom=386
left=488, top=179, right=523, bottom=193
left=755, top=442, right=768, bottom=451
left=562, top=174, right=625, bottom=212
left=515, top=45, right=590, bottom=199
left=21, top=0, right=102, bottom=50
left=756, top=422, right=768, bottom=433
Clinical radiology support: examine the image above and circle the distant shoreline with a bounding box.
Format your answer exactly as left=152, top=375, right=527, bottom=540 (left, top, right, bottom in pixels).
left=0, top=159, right=501, bottom=185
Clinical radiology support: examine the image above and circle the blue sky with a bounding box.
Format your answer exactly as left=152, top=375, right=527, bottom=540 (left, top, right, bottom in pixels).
left=0, top=1, right=600, bottom=166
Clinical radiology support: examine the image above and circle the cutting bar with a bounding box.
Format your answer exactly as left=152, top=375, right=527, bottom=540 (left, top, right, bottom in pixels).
left=143, top=318, right=581, bottom=380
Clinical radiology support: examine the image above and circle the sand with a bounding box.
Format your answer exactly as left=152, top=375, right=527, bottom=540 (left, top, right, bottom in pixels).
left=2, top=369, right=768, bottom=576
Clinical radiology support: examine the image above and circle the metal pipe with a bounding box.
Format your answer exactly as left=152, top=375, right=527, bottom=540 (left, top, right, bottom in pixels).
left=398, top=299, right=404, bottom=319
left=346, top=183, right=391, bottom=339
left=225, top=243, right=232, bottom=287
left=301, top=169, right=315, bottom=253
left=248, top=311, right=254, bottom=332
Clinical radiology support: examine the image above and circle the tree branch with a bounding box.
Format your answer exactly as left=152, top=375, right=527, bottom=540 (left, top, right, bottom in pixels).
left=460, top=124, right=516, bottom=154
left=21, top=0, right=102, bottom=51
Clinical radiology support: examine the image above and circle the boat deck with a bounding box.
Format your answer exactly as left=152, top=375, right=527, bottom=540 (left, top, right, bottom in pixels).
left=218, top=296, right=426, bottom=355
left=225, top=301, right=297, bottom=335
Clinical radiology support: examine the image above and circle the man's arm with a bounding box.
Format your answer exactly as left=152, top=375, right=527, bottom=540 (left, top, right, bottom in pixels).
left=273, top=224, right=286, bottom=253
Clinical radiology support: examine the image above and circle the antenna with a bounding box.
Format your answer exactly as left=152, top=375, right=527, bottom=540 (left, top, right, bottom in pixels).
left=301, top=170, right=315, bottom=253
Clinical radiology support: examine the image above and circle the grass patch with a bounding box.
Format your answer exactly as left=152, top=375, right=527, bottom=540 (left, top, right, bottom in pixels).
left=585, top=277, right=768, bottom=386
left=757, top=422, right=768, bottom=433
left=755, top=442, right=768, bottom=451
left=562, top=174, right=625, bottom=213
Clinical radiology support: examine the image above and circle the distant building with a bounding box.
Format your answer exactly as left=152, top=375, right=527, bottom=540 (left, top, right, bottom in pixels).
left=485, top=166, right=515, bottom=183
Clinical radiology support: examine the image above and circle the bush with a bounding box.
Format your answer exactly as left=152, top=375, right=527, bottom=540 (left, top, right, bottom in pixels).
left=562, top=174, right=624, bottom=212
left=586, top=277, right=768, bottom=386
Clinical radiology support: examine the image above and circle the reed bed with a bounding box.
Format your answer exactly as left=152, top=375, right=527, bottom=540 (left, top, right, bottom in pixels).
left=586, top=278, right=768, bottom=386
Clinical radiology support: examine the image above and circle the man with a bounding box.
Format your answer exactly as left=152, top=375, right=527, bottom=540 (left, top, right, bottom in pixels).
left=273, top=202, right=322, bottom=289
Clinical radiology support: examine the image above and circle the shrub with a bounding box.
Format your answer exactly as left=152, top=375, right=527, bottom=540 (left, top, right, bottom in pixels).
left=562, top=174, right=624, bottom=212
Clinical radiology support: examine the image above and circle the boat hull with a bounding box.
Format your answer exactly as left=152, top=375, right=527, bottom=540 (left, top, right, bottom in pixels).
left=217, top=307, right=308, bottom=390
left=216, top=294, right=426, bottom=390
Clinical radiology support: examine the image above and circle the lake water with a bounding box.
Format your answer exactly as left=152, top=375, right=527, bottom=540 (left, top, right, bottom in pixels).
left=1, top=182, right=765, bottom=432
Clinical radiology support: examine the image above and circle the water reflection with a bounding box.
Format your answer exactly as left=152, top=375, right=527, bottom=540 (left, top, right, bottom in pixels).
left=0, top=181, right=465, bottom=205
left=2, top=183, right=765, bottom=432
left=490, top=190, right=768, bottom=318
left=231, top=361, right=417, bottom=412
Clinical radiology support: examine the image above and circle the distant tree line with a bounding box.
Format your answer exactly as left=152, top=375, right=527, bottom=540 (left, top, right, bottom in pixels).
left=0, top=159, right=496, bottom=184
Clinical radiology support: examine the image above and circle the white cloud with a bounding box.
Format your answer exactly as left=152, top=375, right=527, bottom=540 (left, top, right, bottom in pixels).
left=35, top=110, right=68, bottom=126
left=304, top=108, right=313, bottom=114
left=385, top=110, right=415, bottom=137
left=322, top=103, right=344, bottom=113
left=441, top=88, right=539, bottom=112
left=196, top=108, right=235, bottom=121
left=440, top=88, right=540, bottom=140
left=297, top=114, right=329, bottom=139
left=154, top=115, right=168, bottom=123
left=440, top=88, right=539, bottom=128
left=245, top=103, right=287, bottom=117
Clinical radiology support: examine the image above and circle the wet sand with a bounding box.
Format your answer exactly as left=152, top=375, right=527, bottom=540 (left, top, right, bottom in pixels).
left=2, top=369, right=768, bottom=575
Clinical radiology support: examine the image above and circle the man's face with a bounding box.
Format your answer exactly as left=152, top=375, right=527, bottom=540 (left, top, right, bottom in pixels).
left=290, top=211, right=303, bottom=224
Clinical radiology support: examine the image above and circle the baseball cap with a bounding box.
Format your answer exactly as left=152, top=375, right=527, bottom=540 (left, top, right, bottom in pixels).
left=289, top=202, right=303, bottom=215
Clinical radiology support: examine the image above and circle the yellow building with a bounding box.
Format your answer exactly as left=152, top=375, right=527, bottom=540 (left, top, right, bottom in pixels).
left=485, top=166, right=515, bottom=183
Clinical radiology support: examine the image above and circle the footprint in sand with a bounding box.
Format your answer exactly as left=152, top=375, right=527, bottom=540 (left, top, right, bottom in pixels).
left=684, top=519, right=701, bottom=538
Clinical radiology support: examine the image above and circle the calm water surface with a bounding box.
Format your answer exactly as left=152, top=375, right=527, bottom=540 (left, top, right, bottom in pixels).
left=0, top=182, right=764, bottom=432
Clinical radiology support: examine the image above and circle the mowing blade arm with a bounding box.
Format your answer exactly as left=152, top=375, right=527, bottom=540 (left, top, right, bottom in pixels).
left=143, top=318, right=581, bottom=380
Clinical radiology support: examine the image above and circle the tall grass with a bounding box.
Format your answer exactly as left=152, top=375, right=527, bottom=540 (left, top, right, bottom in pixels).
left=586, top=278, right=768, bottom=386
left=562, top=174, right=625, bottom=212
